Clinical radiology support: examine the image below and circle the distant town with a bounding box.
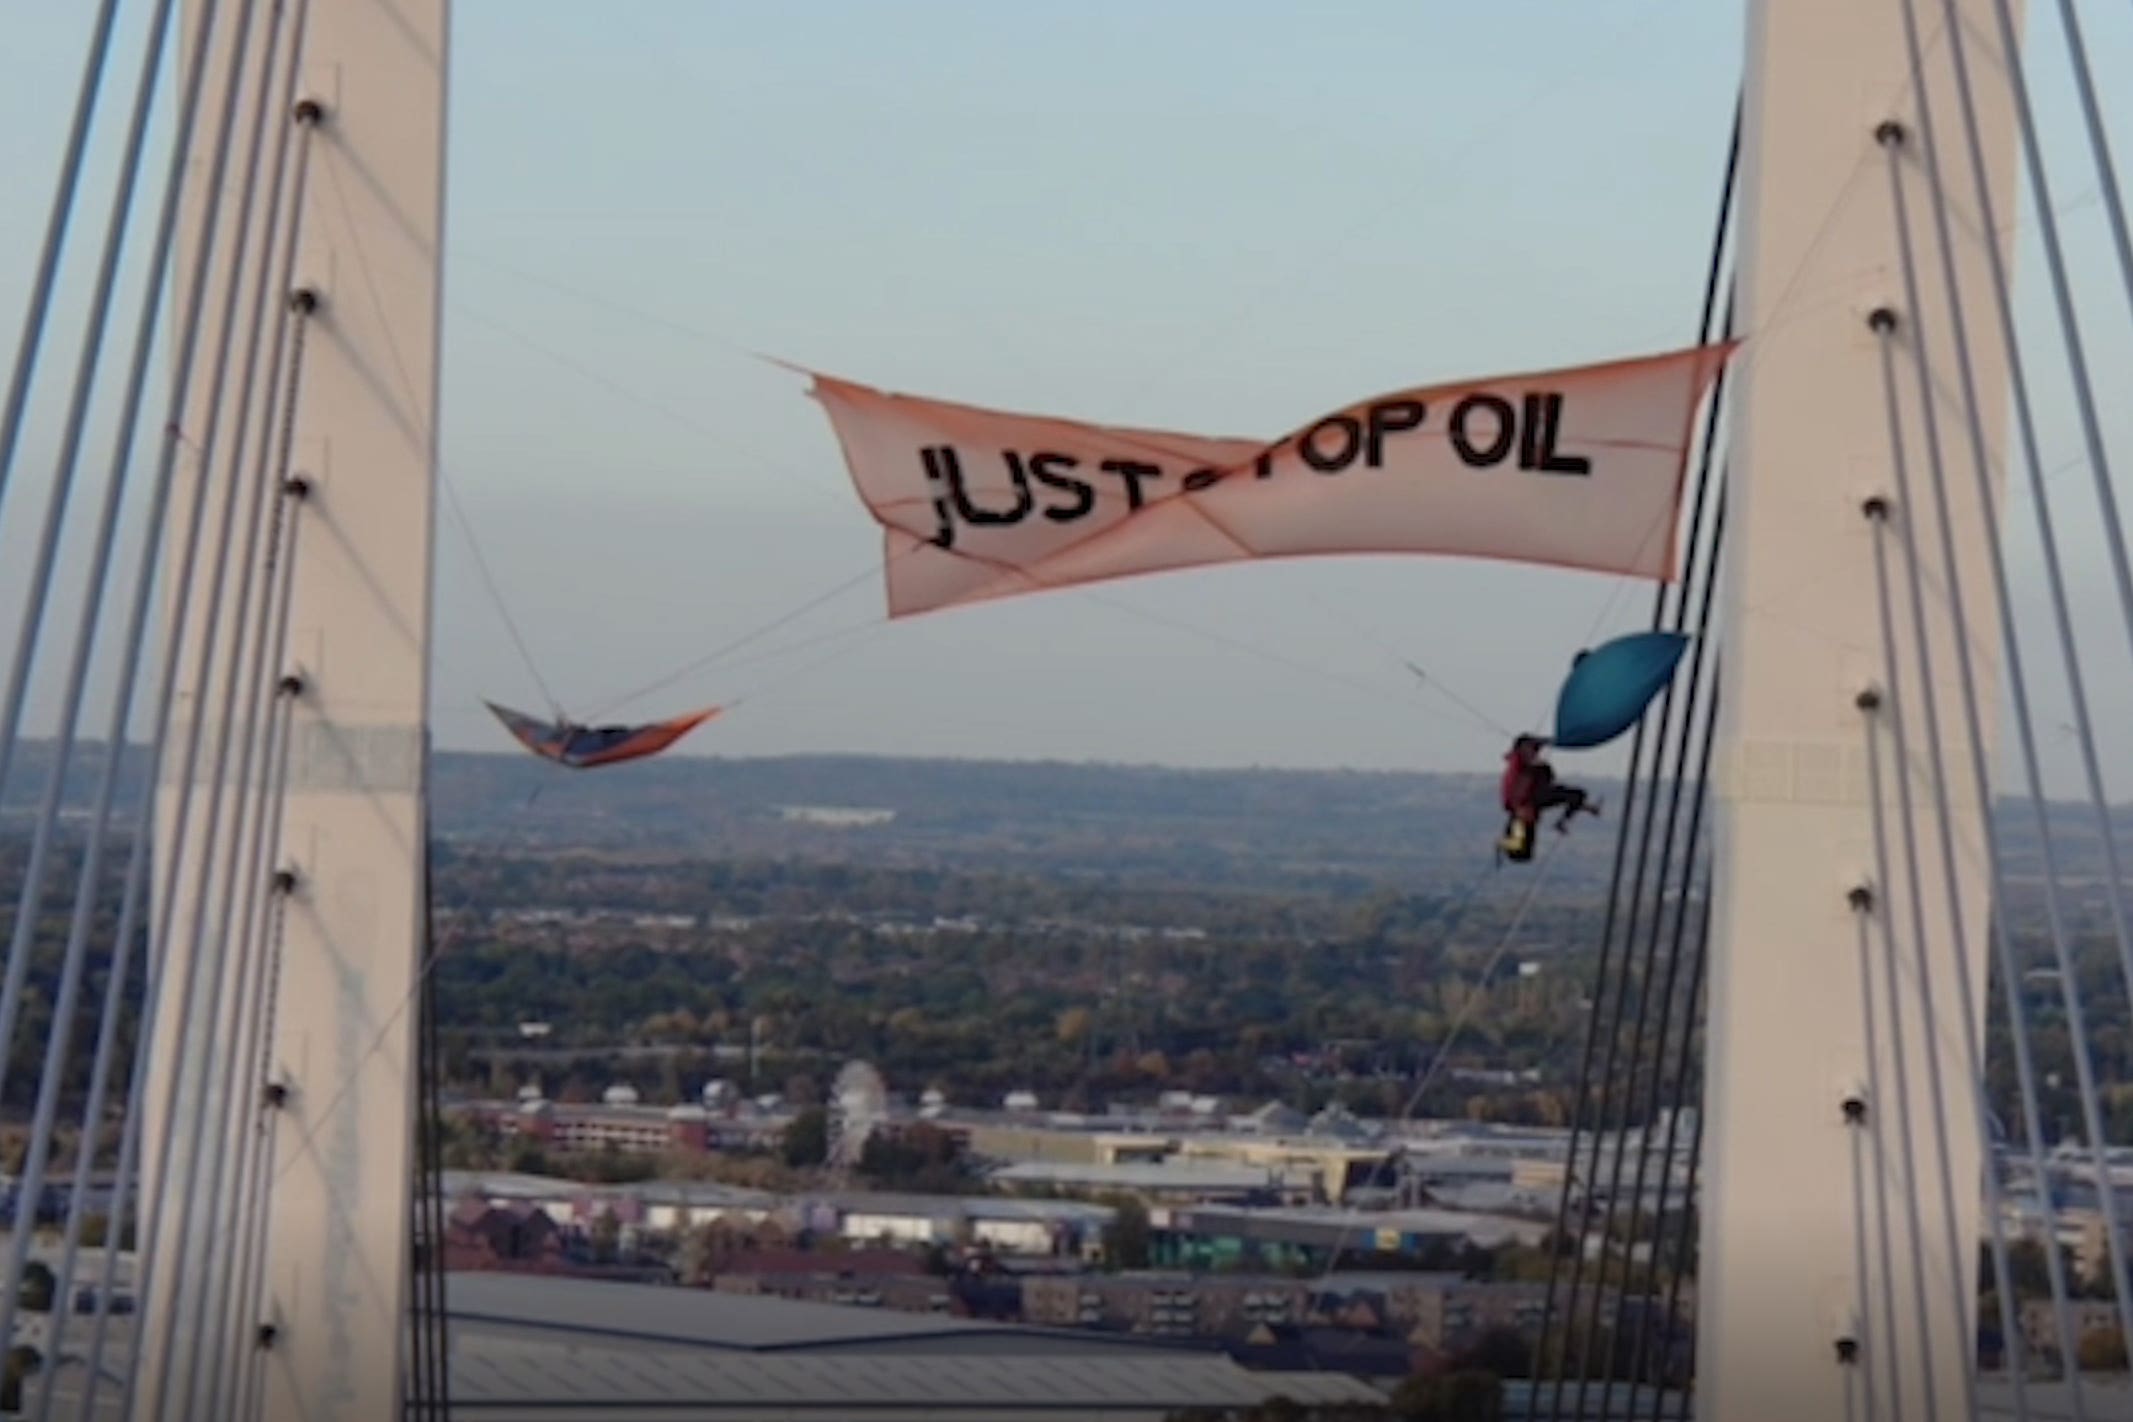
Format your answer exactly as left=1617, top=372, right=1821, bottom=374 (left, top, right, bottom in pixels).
left=1, top=745, right=2130, bottom=1415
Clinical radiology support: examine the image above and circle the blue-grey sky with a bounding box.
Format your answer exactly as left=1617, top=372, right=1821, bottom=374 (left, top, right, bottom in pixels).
left=6, top=2, right=2133, bottom=784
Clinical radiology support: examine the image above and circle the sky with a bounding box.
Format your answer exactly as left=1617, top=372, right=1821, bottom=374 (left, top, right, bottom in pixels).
left=4, top=1, right=2133, bottom=783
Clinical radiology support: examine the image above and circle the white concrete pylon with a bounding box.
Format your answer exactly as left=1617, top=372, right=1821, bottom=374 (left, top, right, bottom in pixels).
left=1702, top=3, right=2024, bottom=1420
left=147, top=2, right=447, bottom=1418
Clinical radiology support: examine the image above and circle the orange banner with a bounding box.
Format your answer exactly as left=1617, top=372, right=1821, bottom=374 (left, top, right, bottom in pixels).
left=811, top=342, right=1736, bottom=619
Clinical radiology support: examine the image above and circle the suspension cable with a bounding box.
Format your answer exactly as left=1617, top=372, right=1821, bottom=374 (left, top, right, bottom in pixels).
left=0, top=0, right=257, bottom=1406
left=1973, top=0, right=2133, bottom=742
left=1864, top=507, right=1980, bottom=1422
left=0, top=0, right=188, bottom=1384
left=1572, top=485, right=1725, bottom=1422
left=59, top=13, right=315, bottom=1411
left=221, top=501, right=309, bottom=1422
left=1933, top=0, right=2133, bottom=1379
left=1602, top=660, right=1723, bottom=1415
left=2040, top=0, right=2133, bottom=402
left=1537, top=94, right=1739, bottom=1420
left=0, top=0, right=124, bottom=519
left=1646, top=896, right=1713, bottom=1422
left=203, top=238, right=321, bottom=1422
left=0, top=0, right=238, bottom=1101
left=172, top=29, right=319, bottom=1405
left=1848, top=885, right=1908, bottom=1422
left=1857, top=670, right=1949, bottom=1422
left=1876, top=18, right=2095, bottom=1390
left=113, top=2, right=293, bottom=1411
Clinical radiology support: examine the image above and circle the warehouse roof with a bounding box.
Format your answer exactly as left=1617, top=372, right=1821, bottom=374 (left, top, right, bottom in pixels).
left=454, top=1334, right=1386, bottom=1415
left=447, top=1273, right=1193, bottom=1356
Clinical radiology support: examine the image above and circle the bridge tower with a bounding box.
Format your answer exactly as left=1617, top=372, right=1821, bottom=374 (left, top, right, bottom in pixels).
left=142, top=1, right=448, bottom=1418
left=1703, top=2, right=2024, bottom=1420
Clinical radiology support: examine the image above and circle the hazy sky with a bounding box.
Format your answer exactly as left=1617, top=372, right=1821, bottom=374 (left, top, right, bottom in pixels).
left=6, top=2, right=2133, bottom=783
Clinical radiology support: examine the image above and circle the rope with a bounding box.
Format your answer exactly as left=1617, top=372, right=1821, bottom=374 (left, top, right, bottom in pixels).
left=265, top=833, right=518, bottom=1191
left=442, top=468, right=564, bottom=715
left=433, top=292, right=876, bottom=721
left=691, top=614, right=881, bottom=682
left=1300, top=842, right=1567, bottom=1291
left=431, top=295, right=886, bottom=719
left=584, top=558, right=886, bottom=720
left=1408, top=658, right=1516, bottom=743
left=1085, top=589, right=1489, bottom=740
left=1289, top=585, right=1516, bottom=740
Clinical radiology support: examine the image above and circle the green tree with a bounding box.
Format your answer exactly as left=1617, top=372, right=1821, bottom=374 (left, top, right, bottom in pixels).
left=782, top=1107, right=829, bottom=1168
left=590, top=1207, right=622, bottom=1264
left=2078, top=1325, right=2128, bottom=1372
left=1988, top=1238, right=2062, bottom=1301
left=1452, top=1326, right=1532, bottom=1379
left=1390, top=1370, right=1504, bottom=1421
left=17, top=1262, right=55, bottom=1315
left=1056, top=1008, right=1093, bottom=1048
left=678, top=1222, right=719, bottom=1286
left=1, top=1345, right=39, bottom=1413
left=1103, top=1196, right=1151, bottom=1270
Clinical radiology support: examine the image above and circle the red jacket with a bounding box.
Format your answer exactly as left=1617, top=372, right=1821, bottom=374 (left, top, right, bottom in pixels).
left=1502, top=743, right=1547, bottom=815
